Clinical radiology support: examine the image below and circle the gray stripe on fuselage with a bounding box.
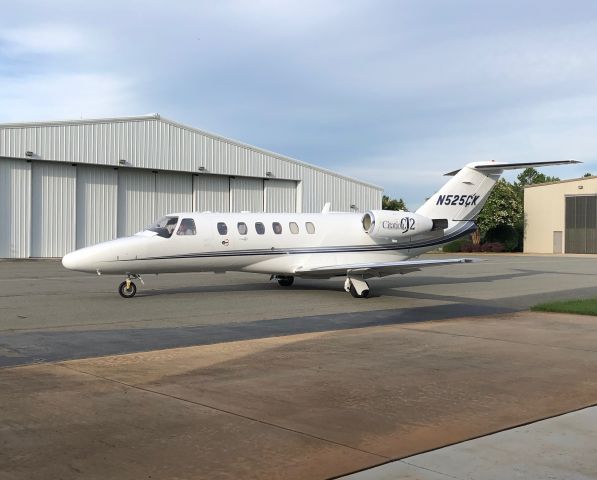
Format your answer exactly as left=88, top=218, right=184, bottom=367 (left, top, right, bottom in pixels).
left=112, top=221, right=477, bottom=263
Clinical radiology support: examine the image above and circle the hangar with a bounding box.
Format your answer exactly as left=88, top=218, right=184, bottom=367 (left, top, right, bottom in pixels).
left=524, top=176, right=597, bottom=254
left=0, top=114, right=382, bottom=258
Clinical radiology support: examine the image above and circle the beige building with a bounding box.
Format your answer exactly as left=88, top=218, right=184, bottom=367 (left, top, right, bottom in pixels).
left=524, top=176, right=597, bottom=254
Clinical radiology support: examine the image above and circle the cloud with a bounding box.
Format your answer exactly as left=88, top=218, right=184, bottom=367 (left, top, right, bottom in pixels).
left=1, top=0, right=597, bottom=207
left=0, top=73, right=136, bottom=122
left=0, top=24, right=88, bottom=55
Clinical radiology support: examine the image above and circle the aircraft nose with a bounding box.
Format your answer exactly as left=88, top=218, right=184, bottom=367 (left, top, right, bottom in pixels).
left=62, top=249, right=93, bottom=272
left=62, top=250, right=80, bottom=270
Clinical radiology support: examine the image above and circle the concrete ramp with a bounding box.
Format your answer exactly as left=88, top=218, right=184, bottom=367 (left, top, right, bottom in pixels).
left=2, top=311, right=597, bottom=479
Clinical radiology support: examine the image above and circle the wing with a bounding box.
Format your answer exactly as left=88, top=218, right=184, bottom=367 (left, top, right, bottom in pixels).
left=295, top=258, right=479, bottom=278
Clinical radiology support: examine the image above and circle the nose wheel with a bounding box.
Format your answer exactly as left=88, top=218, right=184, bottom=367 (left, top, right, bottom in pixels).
left=118, top=274, right=142, bottom=298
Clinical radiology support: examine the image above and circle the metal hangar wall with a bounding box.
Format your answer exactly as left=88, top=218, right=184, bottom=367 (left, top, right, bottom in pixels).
left=0, top=114, right=382, bottom=258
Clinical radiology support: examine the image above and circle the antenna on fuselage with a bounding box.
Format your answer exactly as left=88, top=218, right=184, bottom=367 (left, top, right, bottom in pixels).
left=321, top=202, right=331, bottom=214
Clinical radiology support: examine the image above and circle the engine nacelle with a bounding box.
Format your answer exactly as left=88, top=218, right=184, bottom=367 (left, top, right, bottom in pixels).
left=362, top=210, right=443, bottom=239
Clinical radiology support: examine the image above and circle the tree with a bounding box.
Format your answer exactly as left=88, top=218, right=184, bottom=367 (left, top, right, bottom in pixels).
left=382, top=195, right=407, bottom=211
left=584, top=172, right=593, bottom=177
left=514, top=167, right=559, bottom=189
left=476, top=168, right=561, bottom=251
left=477, top=179, right=523, bottom=236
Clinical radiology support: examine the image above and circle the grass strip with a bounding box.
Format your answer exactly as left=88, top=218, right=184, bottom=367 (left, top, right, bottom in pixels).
left=532, top=298, right=597, bottom=316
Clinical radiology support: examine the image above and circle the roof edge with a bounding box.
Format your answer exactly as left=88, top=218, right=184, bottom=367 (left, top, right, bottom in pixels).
left=524, top=175, right=597, bottom=188
left=157, top=115, right=383, bottom=191
left=0, top=113, right=383, bottom=191
left=0, top=113, right=161, bottom=128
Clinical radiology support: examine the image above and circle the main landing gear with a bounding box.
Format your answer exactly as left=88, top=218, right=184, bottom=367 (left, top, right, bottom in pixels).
left=344, top=275, right=370, bottom=298
left=118, top=274, right=143, bottom=298
left=274, top=275, right=295, bottom=287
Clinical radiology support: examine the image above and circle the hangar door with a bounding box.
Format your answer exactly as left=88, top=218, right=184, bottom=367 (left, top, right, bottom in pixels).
left=117, top=170, right=156, bottom=237
left=193, top=174, right=230, bottom=212
left=230, top=177, right=264, bottom=212
left=0, top=158, right=31, bottom=258
left=117, top=170, right=193, bottom=237
left=565, top=195, right=597, bottom=254
left=31, top=162, right=76, bottom=257
left=264, top=179, right=297, bottom=213
left=156, top=172, right=192, bottom=218
left=76, top=166, right=118, bottom=248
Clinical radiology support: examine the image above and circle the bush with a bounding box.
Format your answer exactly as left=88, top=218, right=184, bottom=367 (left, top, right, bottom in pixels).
left=481, top=242, right=505, bottom=252
left=443, top=237, right=506, bottom=253
left=442, top=238, right=468, bottom=253
left=460, top=242, right=481, bottom=253
left=484, top=224, right=522, bottom=252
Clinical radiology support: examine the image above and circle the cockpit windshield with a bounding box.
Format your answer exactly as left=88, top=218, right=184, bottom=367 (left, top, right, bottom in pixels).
left=146, top=216, right=179, bottom=238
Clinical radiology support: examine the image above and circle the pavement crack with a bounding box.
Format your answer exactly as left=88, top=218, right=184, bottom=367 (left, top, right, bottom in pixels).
left=398, top=326, right=597, bottom=354
left=398, top=460, right=465, bottom=479
left=56, top=363, right=389, bottom=461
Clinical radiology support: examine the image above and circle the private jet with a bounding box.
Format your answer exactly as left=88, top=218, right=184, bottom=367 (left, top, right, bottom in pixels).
left=62, top=160, right=578, bottom=298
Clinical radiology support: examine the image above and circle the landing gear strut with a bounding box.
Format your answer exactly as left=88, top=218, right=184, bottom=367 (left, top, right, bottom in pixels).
left=118, top=274, right=142, bottom=298
left=344, top=275, right=370, bottom=298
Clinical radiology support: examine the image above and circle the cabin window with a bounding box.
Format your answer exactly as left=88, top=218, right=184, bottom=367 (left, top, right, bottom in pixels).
left=177, top=218, right=196, bottom=236
left=272, top=222, right=282, bottom=234
left=147, top=216, right=179, bottom=238
left=217, top=222, right=228, bottom=235
left=289, top=222, right=299, bottom=234
left=237, top=222, right=248, bottom=235
left=306, top=222, right=316, bottom=234
left=255, top=222, right=265, bottom=235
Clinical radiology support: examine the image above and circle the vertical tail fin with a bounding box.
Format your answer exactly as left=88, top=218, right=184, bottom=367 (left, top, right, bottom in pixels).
left=416, top=160, right=579, bottom=228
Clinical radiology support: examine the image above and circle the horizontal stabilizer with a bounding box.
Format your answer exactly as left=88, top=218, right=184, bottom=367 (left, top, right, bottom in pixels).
left=445, top=160, right=581, bottom=176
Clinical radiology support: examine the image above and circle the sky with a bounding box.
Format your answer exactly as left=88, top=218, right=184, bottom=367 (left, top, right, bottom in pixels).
left=1, top=0, right=597, bottom=208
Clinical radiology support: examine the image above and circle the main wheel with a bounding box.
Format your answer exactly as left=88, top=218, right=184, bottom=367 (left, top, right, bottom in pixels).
left=118, top=281, right=137, bottom=298
left=349, top=283, right=370, bottom=298
left=277, top=276, right=295, bottom=287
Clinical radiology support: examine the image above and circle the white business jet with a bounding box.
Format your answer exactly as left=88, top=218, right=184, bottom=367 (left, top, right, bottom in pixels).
left=62, top=160, right=577, bottom=298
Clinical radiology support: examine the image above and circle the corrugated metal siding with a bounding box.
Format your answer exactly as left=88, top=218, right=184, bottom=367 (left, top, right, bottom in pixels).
left=76, top=166, right=118, bottom=248
left=0, top=116, right=383, bottom=257
left=193, top=174, right=230, bottom=212
left=0, top=158, right=31, bottom=257
left=156, top=172, right=193, bottom=217
left=117, top=169, right=156, bottom=237
left=230, top=177, right=264, bottom=212
left=264, top=179, right=297, bottom=213
left=0, top=116, right=382, bottom=212
left=31, top=161, right=76, bottom=257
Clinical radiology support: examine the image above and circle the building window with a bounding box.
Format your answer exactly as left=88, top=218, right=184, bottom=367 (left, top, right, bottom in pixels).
left=272, top=222, right=282, bottom=234
left=177, top=218, right=196, bottom=236
left=217, top=222, right=228, bottom=235
left=289, top=222, right=299, bottom=234
left=306, top=222, right=316, bottom=234
left=237, top=222, right=248, bottom=235
left=255, top=222, right=265, bottom=235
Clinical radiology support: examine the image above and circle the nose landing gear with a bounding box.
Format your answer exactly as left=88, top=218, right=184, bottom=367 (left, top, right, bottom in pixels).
left=118, top=274, right=142, bottom=298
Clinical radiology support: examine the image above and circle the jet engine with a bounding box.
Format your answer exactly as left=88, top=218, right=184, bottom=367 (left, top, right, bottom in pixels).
left=362, top=210, right=447, bottom=240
